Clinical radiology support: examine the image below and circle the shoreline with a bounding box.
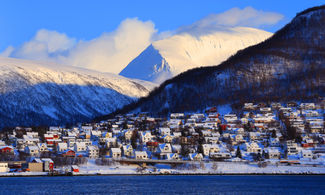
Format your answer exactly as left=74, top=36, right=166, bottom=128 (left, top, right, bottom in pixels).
left=1, top=172, right=325, bottom=177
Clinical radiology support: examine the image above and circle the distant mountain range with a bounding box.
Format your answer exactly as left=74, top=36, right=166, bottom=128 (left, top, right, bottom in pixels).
left=0, top=57, right=155, bottom=128
left=102, top=5, right=325, bottom=118
left=120, top=27, right=272, bottom=83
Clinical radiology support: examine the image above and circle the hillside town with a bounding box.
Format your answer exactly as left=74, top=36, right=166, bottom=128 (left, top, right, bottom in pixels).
left=0, top=100, right=324, bottom=175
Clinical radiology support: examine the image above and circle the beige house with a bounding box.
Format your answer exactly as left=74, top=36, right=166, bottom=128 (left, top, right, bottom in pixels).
left=162, top=135, right=173, bottom=143
left=135, top=151, right=148, bottom=160
left=0, top=163, right=9, bottom=172
left=57, top=143, right=68, bottom=152
left=124, top=130, right=133, bottom=141
left=74, top=142, right=87, bottom=152
left=110, top=148, right=122, bottom=158
left=202, top=144, right=220, bottom=156
left=122, top=145, right=134, bottom=157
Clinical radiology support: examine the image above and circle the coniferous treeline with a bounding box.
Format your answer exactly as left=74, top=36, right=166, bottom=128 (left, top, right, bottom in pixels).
left=95, top=5, right=325, bottom=121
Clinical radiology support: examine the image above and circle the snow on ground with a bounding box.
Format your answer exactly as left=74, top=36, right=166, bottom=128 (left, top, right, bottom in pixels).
left=1, top=161, right=324, bottom=177
left=76, top=160, right=138, bottom=175
left=0, top=172, right=48, bottom=176
left=75, top=160, right=325, bottom=175
left=196, top=162, right=325, bottom=174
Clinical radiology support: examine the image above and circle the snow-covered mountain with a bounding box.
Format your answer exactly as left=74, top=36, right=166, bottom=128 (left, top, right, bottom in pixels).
left=120, top=27, right=272, bottom=83
left=0, top=57, right=155, bottom=128
left=104, top=5, right=325, bottom=117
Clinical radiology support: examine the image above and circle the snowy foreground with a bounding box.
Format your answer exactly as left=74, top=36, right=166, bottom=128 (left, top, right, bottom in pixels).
left=2, top=161, right=324, bottom=177
left=75, top=161, right=325, bottom=175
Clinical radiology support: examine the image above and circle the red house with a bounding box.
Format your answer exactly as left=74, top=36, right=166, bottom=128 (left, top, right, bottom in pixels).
left=0, top=146, right=14, bottom=154
left=46, top=140, right=54, bottom=146
left=62, top=150, right=76, bottom=157
left=53, top=134, right=59, bottom=139
left=302, top=143, right=314, bottom=148
left=146, top=142, right=158, bottom=147
left=219, top=124, right=229, bottom=131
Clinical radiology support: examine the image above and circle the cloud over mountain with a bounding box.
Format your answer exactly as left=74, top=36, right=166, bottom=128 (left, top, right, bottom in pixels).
left=1, top=7, right=283, bottom=74
left=176, top=7, right=283, bottom=36
left=1, top=18, right=157, bottom=74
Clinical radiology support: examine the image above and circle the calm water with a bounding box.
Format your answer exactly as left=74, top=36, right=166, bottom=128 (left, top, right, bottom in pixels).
left=0, top=175, right=324, bottom=194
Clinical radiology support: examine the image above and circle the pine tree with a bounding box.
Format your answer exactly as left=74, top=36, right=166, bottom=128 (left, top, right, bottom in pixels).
left=271, top=130, right=277, bottom=138
left=236, top=146, right=242, bottom=158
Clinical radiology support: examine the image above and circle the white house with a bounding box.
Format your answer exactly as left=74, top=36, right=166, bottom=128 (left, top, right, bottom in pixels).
left=37, top=143, right=48, bottom=152
left=57, top=143, right=68, bottom=152
left=202, top=144, right=211, bottom=156
left=202, top=144, right=220, bottom=156
left=157, top=143, right=172, bottom=155
left=140, top=131, right=152, bottom=143
left=286, top=141, right=300, bottom=155
left=189, top=153, right=203, bottom=161
left=165, top=153, right=180, bottom=160
left=301, top=149, right=313, bottom=159
left=105, top=138, right=117, bottom=148
left=265, top=147, right=281, bottom=159
left=135, top=151, right=148, bottom=160
left=87, top=145, right=99, bottom=158
left=122, top=145, right=134, bottom=157
left=25, top=145, right=40, bottom=156
left=110, top=148, right=122, bottom=158
left=159, top=128, right=171, bottom=136
left=244, top=142, right=262, bottom=154
left=74, top=142, right=87, bottom=152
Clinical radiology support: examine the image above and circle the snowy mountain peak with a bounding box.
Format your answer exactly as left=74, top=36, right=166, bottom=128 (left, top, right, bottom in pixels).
left=120, top=26, right=272, bottom=83
left=109, top=6, right=325, bottom=117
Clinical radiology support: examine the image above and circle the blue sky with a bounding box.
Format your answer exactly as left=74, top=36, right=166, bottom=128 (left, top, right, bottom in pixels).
left=0, top=0, right=323, bottom=73
left=0, top=0, right=323, bottom=50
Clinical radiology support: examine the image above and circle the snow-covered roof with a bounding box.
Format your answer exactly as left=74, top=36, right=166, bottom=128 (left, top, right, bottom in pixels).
left=111, top=148, right=121, bottom=153
left=27, top=146, right=39, bottom=150
left=135, top=151, right=147, bottom=155
left=41, top=158, right=53, bottom=163
left=87, top=145, right=98, bottom=150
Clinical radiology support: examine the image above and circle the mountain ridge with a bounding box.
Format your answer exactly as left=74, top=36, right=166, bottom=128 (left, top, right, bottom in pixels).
left=0, top=57, right=156, bottom=128
left=98, top=5, right=325, bottom=120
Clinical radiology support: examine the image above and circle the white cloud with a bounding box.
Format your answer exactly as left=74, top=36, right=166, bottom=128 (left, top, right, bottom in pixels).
left=1, top=7, right=283, bottom=74
left=11, top=29, right=76, bottom=61
left=4, top=18, right=157, bottom=74
left=177, top=7, right=283, bottom=36
left=61, top=18, right=157, bottom=74
left=0, top=45, right=14, bottom=57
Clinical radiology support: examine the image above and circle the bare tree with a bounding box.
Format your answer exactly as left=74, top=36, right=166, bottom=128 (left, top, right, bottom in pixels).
left=211, top=162, right=218, bottom=171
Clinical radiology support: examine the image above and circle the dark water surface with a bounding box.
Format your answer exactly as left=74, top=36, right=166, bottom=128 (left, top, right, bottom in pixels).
left=0, top=175, right=324, bottom=194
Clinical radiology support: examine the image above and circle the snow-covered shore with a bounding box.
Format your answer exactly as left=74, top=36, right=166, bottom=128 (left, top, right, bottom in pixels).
left=1, top=160, right=325, bottom=177
left=76, top=161, right=325, bottom=175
